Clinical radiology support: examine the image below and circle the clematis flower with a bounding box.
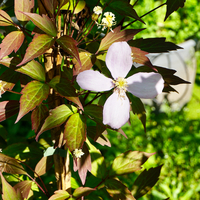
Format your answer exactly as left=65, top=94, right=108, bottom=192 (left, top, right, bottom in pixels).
left=77, top=42, right=164, bottom=129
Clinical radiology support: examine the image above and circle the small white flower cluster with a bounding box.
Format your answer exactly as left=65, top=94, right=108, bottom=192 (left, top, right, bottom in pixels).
left=73, top=148, right=84, bottom=159
left=0, top=80, right=6, bottom=98
left=93, top=6, right=116, bottom=32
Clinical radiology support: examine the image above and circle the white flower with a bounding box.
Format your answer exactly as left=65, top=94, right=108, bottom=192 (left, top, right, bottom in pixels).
left=101, top=12, right=116, bottom=31
left=77, top=42, right=164, bottom=129
left=0, top=80, right=6, bottom=98
left=73, top=149, right=84, bottom=159
left=93, top=6, right=103, bottom=15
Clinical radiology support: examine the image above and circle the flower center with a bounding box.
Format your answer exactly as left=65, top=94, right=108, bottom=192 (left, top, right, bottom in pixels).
left=113, top=77, right=128, bottom=98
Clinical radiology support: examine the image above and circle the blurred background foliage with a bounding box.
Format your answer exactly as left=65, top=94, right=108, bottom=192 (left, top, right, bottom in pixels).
left=0, top=0, right=200, bottom=199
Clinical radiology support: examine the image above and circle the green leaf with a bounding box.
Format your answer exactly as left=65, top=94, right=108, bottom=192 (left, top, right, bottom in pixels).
left=84, top=104, right=103, bottom=124
left=0, top=31, right=25, bottom=59
left=64, top=113, right=86, bottom=152
left=109, top=0, right=144, bottom=23
left=0, top=101, right=19, bottom=122
left=73, top=51, right=96, bottom=75
left=16, top=60, right=46, bottom=82
left=49, top=190, right=70, bottom=200
left=0, top=173, right=23, bottom=200
left=165, top=0, right=186, bottom=21
left=109, top=151, right=155, bottom=177
left=61, top=0, right=86, bottom=14
left=16, top=81, right=50, bottom=123
left=17, top=34, right=56, bottom=66
left=0, top=9, right=13, bottom=26
left=86, top=138, right=107, bottom=179
left=34, top=156, right=53, bottom=177
left=14, top=180, right=33, bottom=199
left=73, top=187, right=95, bottom=198
left=56, top=35, right=81, bottom=67
left=0, top=154, right=27, bottom=175
left=98, top=26, right=144, bottom=52
left=58, top=0, right=69, bottom=8
left=49, top=76, right=83, bottom=110
left=14, top=0, right=34, bottom=25
left=131, top=165, right=163, bottom=199
left=128, top=38, right=182, bottom=53
left=128, top=94, right=146, bottom=132
left=105, top=178, right=136, bottom=200
left=36, top=104, right=77, bottom=141
left=22, top=12, right=57, bottom=37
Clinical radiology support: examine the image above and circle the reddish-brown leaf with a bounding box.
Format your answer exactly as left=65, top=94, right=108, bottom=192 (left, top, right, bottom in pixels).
left=0, top=31, right=25, bottom=59
left=17, top=34, right=55, bottom=66
left=0, top=10, right=14, bottom=26
left=0, top=101, right=19, bottom=122
left=73, top=187, right=95, bottom=198
left=48, top=190, right=70, bottom=200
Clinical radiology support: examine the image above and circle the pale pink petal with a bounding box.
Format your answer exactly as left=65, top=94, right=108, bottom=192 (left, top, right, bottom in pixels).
left=77, top=70, right=114, bottom=92
left=103, top=92, right=130, bottom=129
left=105, top=42, right=133, bottom=79
left=126, top=72, right=164, bottom=99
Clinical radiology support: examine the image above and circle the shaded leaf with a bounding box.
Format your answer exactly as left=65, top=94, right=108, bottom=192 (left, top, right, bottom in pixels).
left=165, top=0, right=186, bottom=21
left=14, top=180, right=33, bottom=199
left=73, top=51, right=96, bottom=75
left=84, top=104, right=103, bottom=124
left=58, top=0, right=69, bottom=8
left=43, top=0, right=57, bottom=16
left=73, top=187, right=95, bottom=198
left=128, top=38, right=182, bottom=53
left=34, top=156, right=53, bottom=176
left=0, top=31, right=25, bottom=59
left=0, top=154, right=27, bottom=175
left=109, top=151, right=155, bottom=177
left=128, top=94, right=146, bottom=132
left=16, top=60, right=46, bottom=82
left=105, top=178, right=136, bottom=200
left=86, top=138, right=107, bottom=179
left=17, top=34, right=56, bottom=66
left=0, top=173, right=23, bottom=200
left=57, top=35, right=81, bottom=67
left=49, top=76, right=83, bottom=110
left=64, top=113, right=86, bottom=152
left=0, top=9, right=13, bottom=26
left=98, top=26, right=144, bottom=52
left=16, top=81, right=50, bottom=123
left=0, top=57, right=21, bottom=69
left=14, top=0, right=34, bottom=25
left=109, top=0, right=144, bottom=23
left=22, top=12, right=57, bottom=37
left=31, top=104, right=49, bottom=133
left=131, top=165, right=163, bottom=199
left=49, top=190, right=70, bottom=200
left=0, top=101, right=19, bottom=122
left=36, top=104, right=77, bottom=141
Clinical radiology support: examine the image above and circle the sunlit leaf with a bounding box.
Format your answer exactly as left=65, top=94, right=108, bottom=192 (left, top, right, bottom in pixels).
left=165, top=0, right=186, bottom=21
left=21, top=12, right=57, bottom=37
left=0, top=101, right=19, bottom=122
left=0, top=173, right=23, bottom=200
left=56, top=35, right=81, bottom=67
left=34, top=156, right=53, bottom=177
left=109, top=151, right=155, bottom=177
left=73, top=187, right=95, bottom=198
left=49, top=76, right=83, bottom=110
left=98, top=26, right=144, bottom=52
left=36, top=104, right=77, bottom=141
left=17, top=34, right=56, bottom=66
left=64, top=113, right=86, bottom=152
left=49, top=190, right=70, bottom=200
left=16, top=60, right=46, bottom=82
left=14, top=0, right=34, bottom=25
left=0, top=31, right=25, bottom=59
left=16, top=81, right=50, bottom=123
left=0, top=9, right=13, bottom=26
left=0, top=154, right=27, bottom=175
left=58, top=0, right=69, bottom=8
left=128, top=38, right=182, bottom=53
left=105, top=178, right=136, bottom=200
left=14, top=180, right=33, bottom=199
left=61, top=0, right=86, bottom=14
left=131, top=165, right=163, bottom=199
left=73, top=51, right=96, bottom=75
